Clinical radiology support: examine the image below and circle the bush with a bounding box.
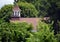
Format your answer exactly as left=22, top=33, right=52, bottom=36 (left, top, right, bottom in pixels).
left=55, top=34, right=60, bottom=42
left=0, top=4, right=13, bottom=22
left=0, top=22, right=33, bottom=42
left=0, top=20, right=58, bottom=42
left=26, top=21, right=58, bottom=42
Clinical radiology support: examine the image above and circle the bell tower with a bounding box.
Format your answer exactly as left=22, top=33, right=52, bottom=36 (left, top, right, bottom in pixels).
left=11, top=0, right=21, bottom=18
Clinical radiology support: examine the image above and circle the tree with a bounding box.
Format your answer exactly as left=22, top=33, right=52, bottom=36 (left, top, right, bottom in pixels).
left=26, top=21, right=58, bottom=42
left=0, top=4, right=13, bottom=22
left=0, top=22, right=33, bottom=42
left=17, top=2, right=38, bottom=17
left=46, top=0, right=60, bottom=34
left=16, top=0, right=49, bottom=17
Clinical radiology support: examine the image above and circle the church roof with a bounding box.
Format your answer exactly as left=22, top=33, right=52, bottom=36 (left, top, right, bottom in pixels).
left=10, top=18, right=41, bottom=31
left=13, top=5, right=20, bottom=11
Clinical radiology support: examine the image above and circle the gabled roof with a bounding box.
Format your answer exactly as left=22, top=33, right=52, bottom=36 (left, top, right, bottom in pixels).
left=13, top=5, right=21, bottom=11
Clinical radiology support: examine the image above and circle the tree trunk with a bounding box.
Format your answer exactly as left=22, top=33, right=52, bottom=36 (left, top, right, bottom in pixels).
left=53, top=19, right=59, bottom=35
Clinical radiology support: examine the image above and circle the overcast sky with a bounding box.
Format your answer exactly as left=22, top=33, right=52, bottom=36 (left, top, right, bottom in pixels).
left=0, top=0, right=14, bottom=8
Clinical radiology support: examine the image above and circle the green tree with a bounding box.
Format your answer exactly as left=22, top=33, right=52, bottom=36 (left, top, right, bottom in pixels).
left=46, top=0, right=60, bottom=34
left=0, top=4, right=13, bottom=22
left=0, top=22, right=33, bottom=42
left=17, top=2, right=38, bottom=17
left=16, top=0, right=50, bottom=17
left=26, top=21, right=58, bottom=42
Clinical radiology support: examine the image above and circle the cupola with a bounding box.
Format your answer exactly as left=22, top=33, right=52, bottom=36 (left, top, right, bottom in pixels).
left=11, top=5, right=21, bottom=18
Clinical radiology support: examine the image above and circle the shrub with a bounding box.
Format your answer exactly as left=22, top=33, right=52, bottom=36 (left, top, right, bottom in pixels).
left=0, top=22, right=33, bottom=42
left=26, top=21, right=58, bottom=42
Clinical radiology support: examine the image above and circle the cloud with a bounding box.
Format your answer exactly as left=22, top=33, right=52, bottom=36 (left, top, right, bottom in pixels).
left=0, top=0, right=14, bottom=8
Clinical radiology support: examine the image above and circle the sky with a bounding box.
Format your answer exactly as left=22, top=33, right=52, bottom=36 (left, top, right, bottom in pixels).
left=0, top=0, right=14, bottom=8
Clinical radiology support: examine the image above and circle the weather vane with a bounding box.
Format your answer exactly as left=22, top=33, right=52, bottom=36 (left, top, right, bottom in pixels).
left=14, top=0, right=17, bottom=2
left=14, top=0, right=18, bottom=5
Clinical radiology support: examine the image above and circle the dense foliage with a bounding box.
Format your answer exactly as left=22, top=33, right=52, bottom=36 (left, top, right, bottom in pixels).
left=17, top=2, right=38, bottom=17
left=16, top=0, right=60, bottom=18
left=0, top=20, right=58, bottom=42
left=0, top=4, right=13, bottom=22
left=26, top=21, right=57, bottom=42
left=0, top=21, right=32, bottom=42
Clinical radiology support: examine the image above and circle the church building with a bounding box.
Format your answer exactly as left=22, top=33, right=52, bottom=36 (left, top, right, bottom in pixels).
left=10, top=0, right=50, bottom=32
left=10, top=5, right=41, bottom=32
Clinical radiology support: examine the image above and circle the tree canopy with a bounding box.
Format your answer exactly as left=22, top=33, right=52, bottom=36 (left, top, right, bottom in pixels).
left=0, top=4, right=13, bottom=22
left=17, top=2, right=38, bottom=17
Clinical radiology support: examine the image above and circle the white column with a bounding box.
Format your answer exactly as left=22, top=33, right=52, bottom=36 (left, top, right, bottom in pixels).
left=14, top=11, right=15, bottom=16
left=17, top=11, right=20, bottom=17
